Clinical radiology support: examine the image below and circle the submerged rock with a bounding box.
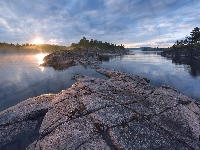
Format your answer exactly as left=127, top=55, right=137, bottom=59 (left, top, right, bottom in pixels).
left=0, top=68, right=200, bottom=150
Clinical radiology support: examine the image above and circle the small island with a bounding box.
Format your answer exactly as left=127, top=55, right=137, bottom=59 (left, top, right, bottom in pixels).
left=141, top=47, right=171, bottom=51
left=41, top=37, right=128, bottom=70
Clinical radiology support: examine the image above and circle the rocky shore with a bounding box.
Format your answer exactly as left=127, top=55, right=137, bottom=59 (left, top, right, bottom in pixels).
left=161, top=49, right=200, bottom=59
left=0, top=68, right=200, bottom=149
left=40, top=47, right=129, bottom=70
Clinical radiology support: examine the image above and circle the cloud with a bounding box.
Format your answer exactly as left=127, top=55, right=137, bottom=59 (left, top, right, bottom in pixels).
left=0, top=0, right=199, bottom=47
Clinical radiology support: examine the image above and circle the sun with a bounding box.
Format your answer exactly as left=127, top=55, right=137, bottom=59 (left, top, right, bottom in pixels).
left=33, top=38, right=43, bottom=44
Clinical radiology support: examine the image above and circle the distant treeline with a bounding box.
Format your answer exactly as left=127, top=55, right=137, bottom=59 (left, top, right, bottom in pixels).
left=142, top=27, right=200, bottom=52
left=0, top=37, right=125, bottom=52
left=161, top=27, right=200, bottom=58
left=0, top=42, right=68, bottom=52
left=172, top=27, right=200, bottom=49
left=70, top=37, right=125, bottom=50
left=166, top=27, right=200, bottom=53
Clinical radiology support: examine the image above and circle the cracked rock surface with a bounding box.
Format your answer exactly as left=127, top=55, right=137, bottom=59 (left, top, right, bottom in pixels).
left=0, top=68, right=200, bottom=150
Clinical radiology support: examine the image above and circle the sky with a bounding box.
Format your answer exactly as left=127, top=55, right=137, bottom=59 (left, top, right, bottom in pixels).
left=0, top=0, right=200, bottom=48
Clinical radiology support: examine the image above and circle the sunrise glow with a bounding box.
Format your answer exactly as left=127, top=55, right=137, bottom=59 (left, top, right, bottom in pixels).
left=33, top=38, right=43, bottom=44
left=36, top=54, right=46, bottom=65
left=36, top=54, right=46, bottom=72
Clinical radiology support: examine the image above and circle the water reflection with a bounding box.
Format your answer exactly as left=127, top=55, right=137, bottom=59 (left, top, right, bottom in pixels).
left=39, top=66, right=44, bottom=72
left=98, top=55, right=110, bottom=62
left=172, top=57, right=200, bottom=77
left=35, top=54, right=46, bottom=65
left=0, top=52, right=107, bottom=112
left=52, top=63, right=76, bottom=71
left=100, top=50, right=200, bottom=101
left=99, top=52, right=200, bottom=78
left=1, top=50, right=200, bottom=112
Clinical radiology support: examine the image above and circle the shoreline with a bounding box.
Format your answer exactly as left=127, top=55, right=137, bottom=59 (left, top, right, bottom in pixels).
left=0, top=48, right=200, bottom=149
left=40, top=46, right=129, bottom=69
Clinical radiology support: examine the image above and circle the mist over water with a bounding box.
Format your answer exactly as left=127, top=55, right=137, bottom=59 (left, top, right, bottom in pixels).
left=0, top=51, right=106, bottom=112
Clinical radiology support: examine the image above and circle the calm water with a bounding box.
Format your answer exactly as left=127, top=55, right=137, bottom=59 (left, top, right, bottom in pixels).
left=0, top=50, right=200, bottom=112
left=101, top=50, right=200, bottom=101
left=0, top=51, right=106, bottom=112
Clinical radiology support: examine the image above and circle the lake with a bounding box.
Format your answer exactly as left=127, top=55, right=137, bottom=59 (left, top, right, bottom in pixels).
left=0, top=51, right=106, bottom=112
left=0, top=50, right=200, bottom=112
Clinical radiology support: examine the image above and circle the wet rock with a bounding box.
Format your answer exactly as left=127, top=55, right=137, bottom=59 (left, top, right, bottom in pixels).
left=0, top=68, right=200, bottom=150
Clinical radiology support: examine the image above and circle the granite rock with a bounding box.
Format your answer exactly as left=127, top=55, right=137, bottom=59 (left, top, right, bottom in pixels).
left=41, top=47, right=128, bottom=70
left=0, top=68, right=200, bottom=150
